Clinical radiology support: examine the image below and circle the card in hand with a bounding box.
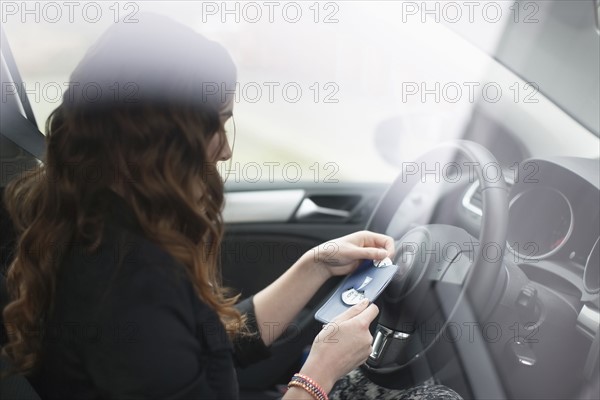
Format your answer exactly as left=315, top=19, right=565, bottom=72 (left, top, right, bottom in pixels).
left=314, top=257, right=399, bottom=324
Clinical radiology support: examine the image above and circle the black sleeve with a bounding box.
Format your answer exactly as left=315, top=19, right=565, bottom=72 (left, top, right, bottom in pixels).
left=233, top=296, right=272, bottom=368
left=83, top=249, right=237, bottom=399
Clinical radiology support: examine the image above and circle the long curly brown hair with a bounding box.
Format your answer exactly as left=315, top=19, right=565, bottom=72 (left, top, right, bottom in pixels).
left=2, top=14, right=245, bottom=374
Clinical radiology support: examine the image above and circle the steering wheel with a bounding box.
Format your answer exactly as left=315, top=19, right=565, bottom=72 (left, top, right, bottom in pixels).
left=360, top=140, right=509, bottom=388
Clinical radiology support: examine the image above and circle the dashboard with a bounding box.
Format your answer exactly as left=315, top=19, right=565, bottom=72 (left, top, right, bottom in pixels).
left=455, top=153, right=600, bottom=398
left=459, top=108, right=599, bottom=308
left=462, top=156, right=599, bottom=302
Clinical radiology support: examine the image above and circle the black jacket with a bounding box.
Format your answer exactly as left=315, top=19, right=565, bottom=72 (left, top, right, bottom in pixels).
left=30, top=191, right=270, bottom=399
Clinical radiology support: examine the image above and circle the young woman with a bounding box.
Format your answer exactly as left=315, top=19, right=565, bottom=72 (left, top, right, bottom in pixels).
left=1, top=13, right=394, bottom=400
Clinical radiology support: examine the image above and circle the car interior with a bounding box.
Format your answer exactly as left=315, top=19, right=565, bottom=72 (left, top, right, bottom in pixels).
left=1, top=1, right=599, bottom=399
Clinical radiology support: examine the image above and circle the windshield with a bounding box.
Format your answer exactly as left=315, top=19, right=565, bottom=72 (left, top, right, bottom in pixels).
left=447, top=0, right=600, bottom=136
left=2, top=1, right=599, bottom=185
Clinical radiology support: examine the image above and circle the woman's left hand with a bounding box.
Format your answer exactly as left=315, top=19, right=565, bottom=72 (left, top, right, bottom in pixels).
left=311, top=230, right=395, bottom=278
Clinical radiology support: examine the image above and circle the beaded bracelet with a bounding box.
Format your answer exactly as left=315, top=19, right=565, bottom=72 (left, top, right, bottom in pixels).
left=294, top=374, right=327, bottom=396
left=287, top=373, right=329, bottom=400
left=288, top=380, right=320, bottom=400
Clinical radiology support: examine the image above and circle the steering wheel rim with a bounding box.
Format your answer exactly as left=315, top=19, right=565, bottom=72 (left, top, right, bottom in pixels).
left=361, top=140, right=509, bottom=381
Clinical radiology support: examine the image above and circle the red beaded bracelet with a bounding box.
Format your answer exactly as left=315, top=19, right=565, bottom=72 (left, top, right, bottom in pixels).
left=288, top=380, right=320, bottom=400
left=288, top=373, right=329, bottom=400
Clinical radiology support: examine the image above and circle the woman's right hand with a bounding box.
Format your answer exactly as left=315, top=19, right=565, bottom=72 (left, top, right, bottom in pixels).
left=299, top=298, right=379, bottom=393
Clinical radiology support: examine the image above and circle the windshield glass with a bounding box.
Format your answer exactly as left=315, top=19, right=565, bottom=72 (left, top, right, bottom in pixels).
left=3, top=1, right=599, bottom=184
left=448, top=0, right=600, bottom=136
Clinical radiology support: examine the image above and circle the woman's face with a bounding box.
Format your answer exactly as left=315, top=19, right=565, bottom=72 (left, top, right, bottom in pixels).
left=207, top=97, right=234, bottom=163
